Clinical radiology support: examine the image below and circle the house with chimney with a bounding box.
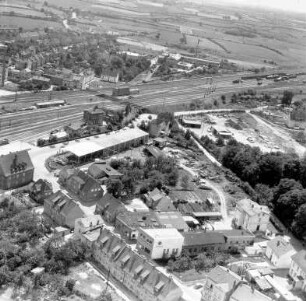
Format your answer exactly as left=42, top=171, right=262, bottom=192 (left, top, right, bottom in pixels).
left=95, top=193, right=126, bottom=224
left=59, top=168, right=104, bottom=204
left=74, top=215, right=104, bottom=247
left=88, top=161, right=123, bottom=183
left=44, top=191, right=85, bottom=229
left=93, top=227, right=183, bottom=301
left=234, top=199, right=270, bottom=232
left=143, top=188, right=176, bottom=212
left=265, top=236, right=295, bottom=268
left=30, top=179, right=53, bottom=204
left=0, top=150, right=34, bottom=190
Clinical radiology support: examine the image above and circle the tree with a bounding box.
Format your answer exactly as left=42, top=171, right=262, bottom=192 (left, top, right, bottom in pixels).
left=181, top=175, right=190, bottom=190
left=281, top=90, right=294, bottom=106
left=184, top=129, right=191, bottom=140
left=292, top=204, right=306, bottom=238
left=106, top=179, right=123, bottom=198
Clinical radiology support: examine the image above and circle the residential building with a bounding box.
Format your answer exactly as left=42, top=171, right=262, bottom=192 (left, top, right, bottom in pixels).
left=182, top=231, right=226, bottom=256
left=83, top=107, right=106, bottom=126
left=201, top=265, right=241, bottom=301
left=32, top=76, right=50, bottom=86
left=95, top=193, right=126, bottom=224
left=149, top=120, right=170, bottom=138
left=143, top=188, right=176, bottom=212
left=93, top=227, right=183, bottom=301
left=144, top=146, right=165, bottom=159
left=265, top=237, right=295, bottom=268
left=60, top=169, right=104, bottom=204
left=115, top=211, right=162, bottom=241
left=154, top=211, right=189, bottom=232
left=88, top=161, right=123, bottom=183
left=289, top=250, right=306, bottom=291
left=217, top=229, right=255, bottom=251
left=30, top=179, right=53, bottom=204
left=136, top=228, right=184, bottom=260
left=44, top=191, right=85, bottom=228
left=101, top=71, right=119, bottom=83
left=0, top=150, right=34, bottom=190
left=234, top=199, right=270, bottom=232
left=0, top=65, right=8, bottom=87
left=64, top=122, right=84, bottom=138
left=74, top=215, right=104, bottom=247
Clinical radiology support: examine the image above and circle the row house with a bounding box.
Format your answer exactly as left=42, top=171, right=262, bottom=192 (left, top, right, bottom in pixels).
left=59, top=168, right=104, bottom=204
left=93, top=227, right=183, bottom=301
left=44, top=190, right=85, bottom=229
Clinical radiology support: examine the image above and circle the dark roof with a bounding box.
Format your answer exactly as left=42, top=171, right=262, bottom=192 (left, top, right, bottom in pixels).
left=155, top=211, right=188, bottom=231
left=0, top=150, right=34, bottom=177
left=207, top=265, right=240, bottom=286
left=145, top=146, right=164, bottom=158
left=116, top=211, right=161, bottom=229
left=182, top=231, right=226, bottom=247
left=32, top=178, right=53, bottom=193
left=45, top=191, right=84, bottom=218
left=88, top=162, right=123, bottom=179
left=145, top=188, right=176, bottom=212
left=96, top=193, right=126, bottom=217
left=215, top=229, right=255, bottom=238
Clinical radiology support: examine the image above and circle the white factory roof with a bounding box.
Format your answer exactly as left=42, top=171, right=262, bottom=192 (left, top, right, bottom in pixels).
left=64, top=127, right=148, bottom=158
left=140, top=227, right=184, bottom=240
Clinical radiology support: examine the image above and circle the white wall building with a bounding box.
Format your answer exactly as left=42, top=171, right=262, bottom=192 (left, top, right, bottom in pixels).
left=289, top=250, right=306, bottom=292
left=265, top=237, right=295, bottom=268
left=136, top=228, right=184, bottom=260
left=234, top=199, right=270, bottom=232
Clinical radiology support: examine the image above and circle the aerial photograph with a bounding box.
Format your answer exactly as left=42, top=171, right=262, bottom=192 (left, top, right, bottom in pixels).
left=0, top=0, right=306, bottom=300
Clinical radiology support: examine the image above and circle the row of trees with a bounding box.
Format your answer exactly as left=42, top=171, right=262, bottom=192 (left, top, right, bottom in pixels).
left=106, top=156, right=180, bottom=198
left=0, top=203, right=89, bottom=298
left=198, top=136, right=306, bottom=238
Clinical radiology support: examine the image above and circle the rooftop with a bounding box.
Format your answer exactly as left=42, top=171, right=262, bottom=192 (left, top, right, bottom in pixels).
left=64, top=127, right=148, bottom=158
left=216, top=229, right=255, bottom=238
left=231, top=284, right=272, bottom=301
left=76, top=215, right=104, bottom=228
left=140, top=227, right=184, bottom=240
left=116, top=211, right=160, bottom=229
left=207, top=266, right=240, bottom=290
left=182, top=231, right=226, bottom=247
left=155, top=211, right=189, bottom=231
left=266, top=236, right=294, bottom=257
left=0, top=141, right=32, bottom=156
left=237, top=199, right=270, bottom=216
left=291, top=250, right=306, bottom=273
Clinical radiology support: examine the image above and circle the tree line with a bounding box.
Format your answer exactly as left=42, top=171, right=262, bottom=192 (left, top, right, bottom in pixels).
left=198, top=135, right=306, bottom=238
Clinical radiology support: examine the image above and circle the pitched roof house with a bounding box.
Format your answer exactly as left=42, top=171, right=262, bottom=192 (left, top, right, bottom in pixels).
left=88, top=161, right=123, bottom=183
left=93, top=227, right=183, bottom=301
left=95, top=193, right=126, bottom=224
left=0, top=150, right=34, bottom=190
left=265, top=236, right=295, bottom=268
left=144, top=188, right=176, bottom=212
left=44, top=191, right=85, bottom=229
left=30, top=178, right=53, bottom=204
left=60, top=168, right=104, bottom=204
left=289, top=250, right=306, bottom=292
left=234, top=199, right=270, bottom=232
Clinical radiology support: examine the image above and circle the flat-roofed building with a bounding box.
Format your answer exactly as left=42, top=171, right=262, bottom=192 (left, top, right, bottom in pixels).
left=155, top=211, right=189, bottom=232
left=216, top=229, right=255, bottom=250
left=64, top=128, right=149, bottom=164
left=136, top=227, right=184, bottom=259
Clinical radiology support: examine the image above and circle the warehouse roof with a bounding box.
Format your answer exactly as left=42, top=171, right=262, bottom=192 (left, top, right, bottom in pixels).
left=182, top=231, right=225, bottom=247
left=64, top=128, right=148, bottom=158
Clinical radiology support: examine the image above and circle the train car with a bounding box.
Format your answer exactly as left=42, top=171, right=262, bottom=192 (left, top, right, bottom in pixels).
left=112, top=87, right=130, bottom=97
left=35, top=99, right=66, bottom=109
